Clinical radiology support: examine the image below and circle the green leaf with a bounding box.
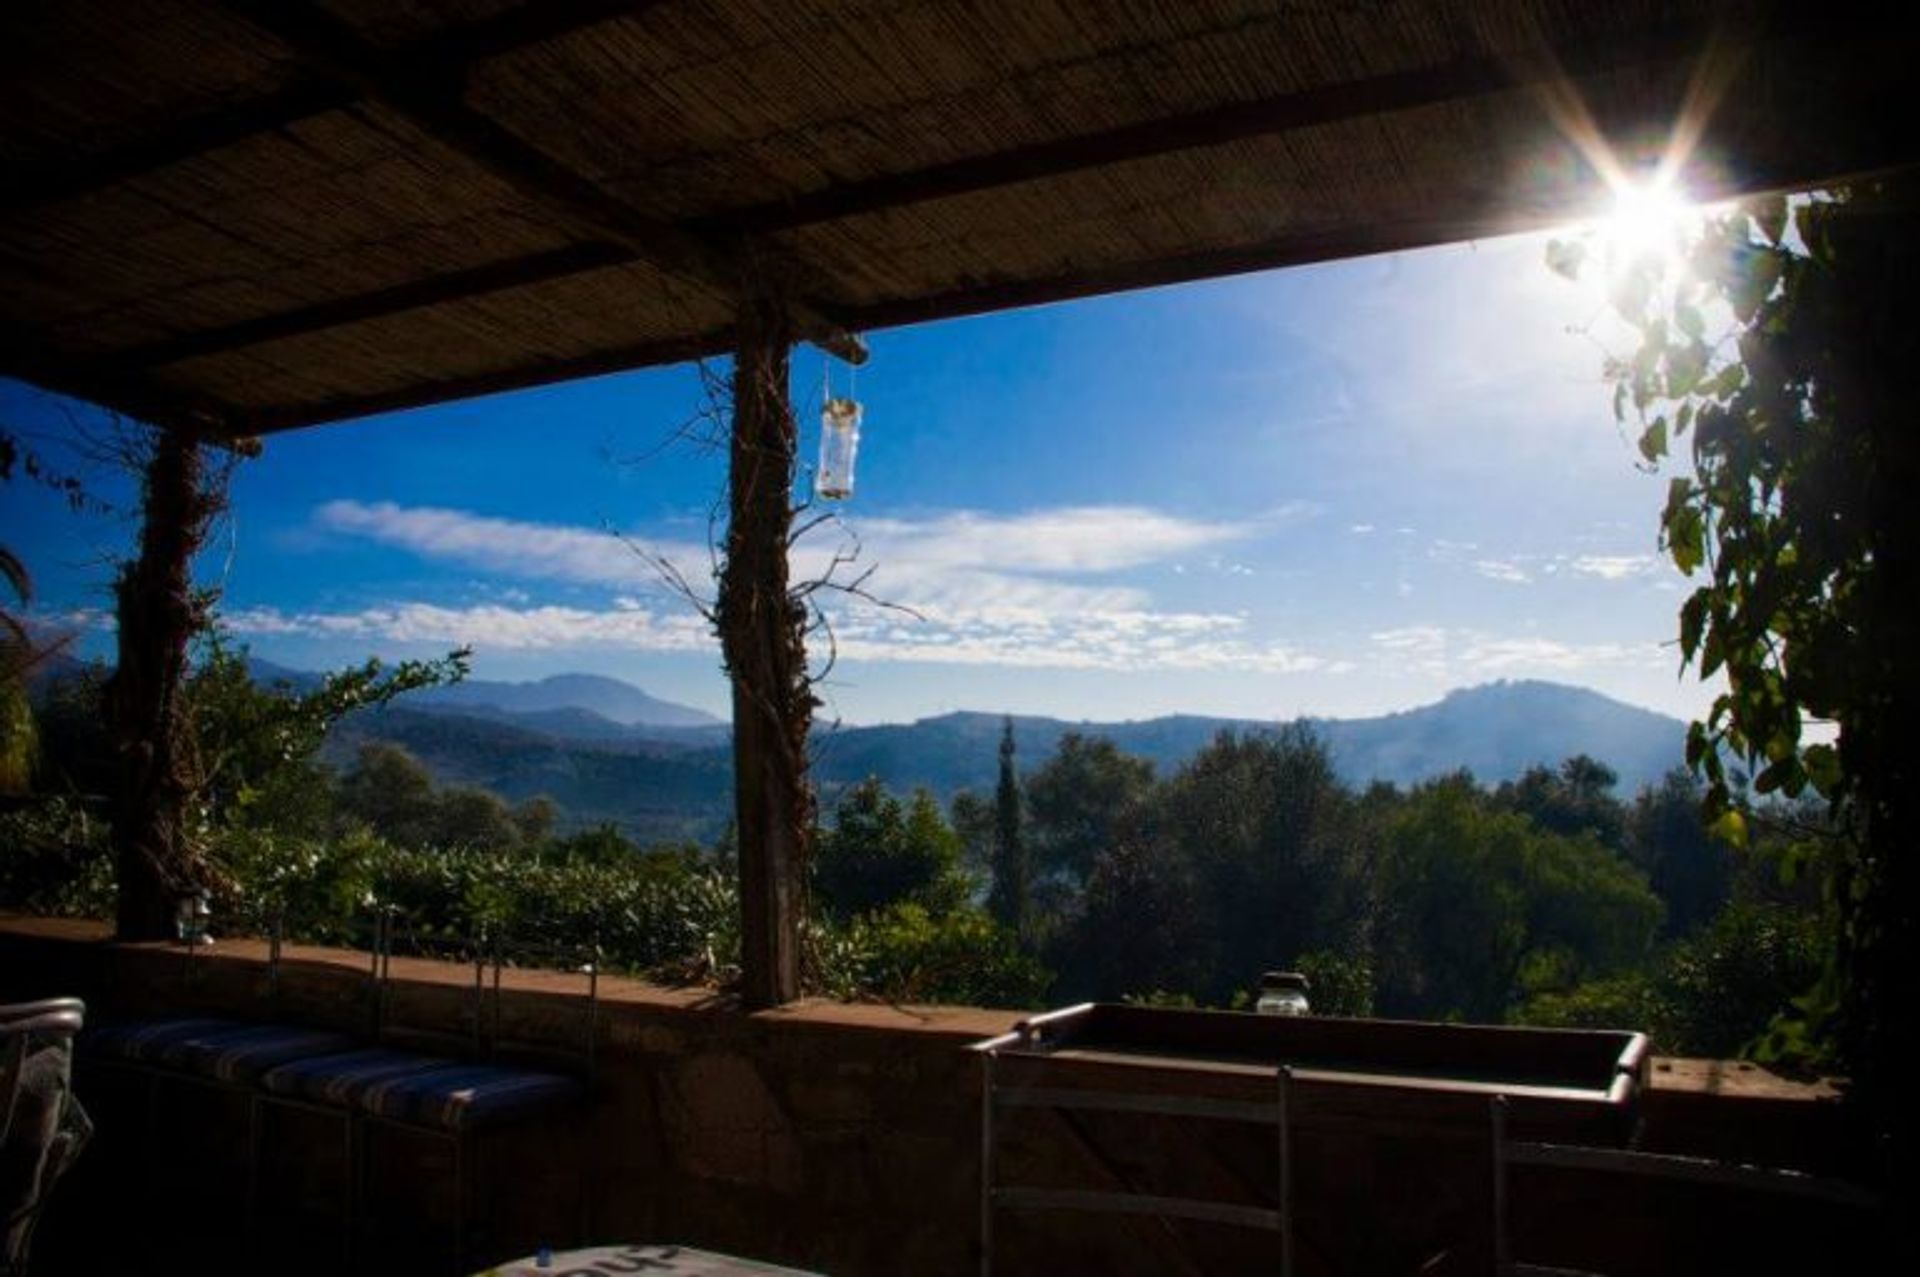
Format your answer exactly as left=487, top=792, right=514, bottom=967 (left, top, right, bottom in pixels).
left=1669, top=509, right=1704, bottom=575
left=1803, top=743, right=1842, bottom=798
left=1638, top=417, right=1668, bottom=464
left=1709, top=364, right=1745, bottom=398
left=1666, top=341, right=1707, bottom=397
left=1679, top=592, right=1708, bottom=660
left=1545, top=237, right=1587, bottom=280
left=1731, top=247, right=1784, bottom=324
left=1754, top=756, right=1803, bottom=796
left=1699, top=623, right=1724, bottom=677
left=1754, top=194, right=1789, bottom=246
left=1685, top=720, right=1710, bottom=768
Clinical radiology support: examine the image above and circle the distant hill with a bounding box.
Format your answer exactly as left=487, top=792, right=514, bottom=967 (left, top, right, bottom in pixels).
left=1309, top=680, right=1686, bottom=796
left=246, top=659, right=725, bottom=743
left=810, top=681, right=1683, bottom=798
left=316, top=677, right=1686, bottom=843
left=323, top=706, right=734, bottom=844
left=405, top=672, right=721, bottom=728
left=39, top=656, right=1687, bottom=841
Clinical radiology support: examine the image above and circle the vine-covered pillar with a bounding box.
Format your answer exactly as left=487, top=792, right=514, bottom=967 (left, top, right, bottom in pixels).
left=718, top=285, right=812, bottom=1007
left=107, top=427, right=220, bottom=941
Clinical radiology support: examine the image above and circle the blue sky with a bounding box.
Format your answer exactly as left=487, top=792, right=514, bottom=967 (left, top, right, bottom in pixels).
left=4, top=224, right=1714, bottom=727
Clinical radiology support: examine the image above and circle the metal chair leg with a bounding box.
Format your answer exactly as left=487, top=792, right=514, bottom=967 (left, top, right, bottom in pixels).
left=244, top=1094, right=262, bottom=1253
left=342, top=1114, right=360, bottom=1267
left=454, top=1131, right=469, bottom=1273
left=979, top=1049, right=996, bottom=1277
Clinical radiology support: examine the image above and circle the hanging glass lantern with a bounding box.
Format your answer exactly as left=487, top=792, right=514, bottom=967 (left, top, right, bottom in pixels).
left=175, top=887, right=212, bottom=947
left=816, top=395, right=862, bottom=501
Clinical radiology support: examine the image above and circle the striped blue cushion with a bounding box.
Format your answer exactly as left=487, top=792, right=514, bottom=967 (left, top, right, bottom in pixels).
left=153, top=1023, right=361, bottom=1083
left=258, top=1047, right=446, bottom=1108
left=84, top=1017, right=240, bottom=1065
left=355, top=1061, right=584, bottom=1132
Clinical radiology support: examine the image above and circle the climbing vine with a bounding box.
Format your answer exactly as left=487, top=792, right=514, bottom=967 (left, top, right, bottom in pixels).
left=1552, top=176, right=1917, bottom=1169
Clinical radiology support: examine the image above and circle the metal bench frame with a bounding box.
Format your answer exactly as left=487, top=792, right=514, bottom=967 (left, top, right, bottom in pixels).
left=253, top=908, right=601, bottom=1270
left=80, top=911, right=599, bottom=1271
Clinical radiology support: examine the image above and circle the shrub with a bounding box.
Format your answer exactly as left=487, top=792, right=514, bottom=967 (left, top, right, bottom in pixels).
left=839, top=903, right=1048, bottom=1008
left=0, top=795, right=114, bottom=917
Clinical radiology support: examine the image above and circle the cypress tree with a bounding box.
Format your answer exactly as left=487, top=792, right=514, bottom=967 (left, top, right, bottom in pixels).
left=988, top=716, right=1029, bottom=939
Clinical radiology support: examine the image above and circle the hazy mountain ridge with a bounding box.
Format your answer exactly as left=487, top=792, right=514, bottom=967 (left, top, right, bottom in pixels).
left=391, top=670, right=722, bottom=728
left=315, top=675, right=1686, bottom=843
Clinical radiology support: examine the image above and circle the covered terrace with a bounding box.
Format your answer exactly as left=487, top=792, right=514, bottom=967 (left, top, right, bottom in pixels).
left=2, top=0, right=1911, bottom=1272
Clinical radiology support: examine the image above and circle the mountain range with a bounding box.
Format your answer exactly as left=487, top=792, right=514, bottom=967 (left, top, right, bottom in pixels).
left=316, top=673, right=1688, bottom=844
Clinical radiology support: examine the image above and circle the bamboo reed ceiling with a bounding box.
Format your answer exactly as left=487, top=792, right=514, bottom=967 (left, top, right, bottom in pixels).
left=1, top=0, right=1911, bottom=436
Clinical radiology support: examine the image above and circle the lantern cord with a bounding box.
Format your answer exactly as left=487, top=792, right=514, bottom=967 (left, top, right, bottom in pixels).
left=820, top=354, right=858, bottom=407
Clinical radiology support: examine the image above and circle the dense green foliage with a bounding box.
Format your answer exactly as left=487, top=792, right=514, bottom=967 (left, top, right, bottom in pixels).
left=814, top=778, right=969, bottom=919
left=1, top=428, right=102, bottom=798
left=1020, top=726, right=1815, bottom=1049
left=2, top=643, right=1826, bottom=1047
left=1551, top=177, right=1918, bottom=1187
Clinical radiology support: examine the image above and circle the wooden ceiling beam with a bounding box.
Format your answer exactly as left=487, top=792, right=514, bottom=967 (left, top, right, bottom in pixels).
left=90, top=241, right=630, bottom=371
left=837, top=140, right=1920, bottom=338
left=168, top=72, right=1920, bottom=436
left=216, top=0, right=867, bottom=365
left=4, top=0, right=668, bottom=215
left=228, top=217, right=1526, bottom=434
left=240, top=327, right=735, bottom=435
left=697, top=12, right=1774, bottom=236
left=2, top=80, right=356, bottom=215
left=0, top=327, right=238, bottom=438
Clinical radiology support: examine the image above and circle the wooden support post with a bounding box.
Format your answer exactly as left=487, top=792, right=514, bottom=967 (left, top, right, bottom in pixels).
left=719, top=287, right=811, bottom=1008
left=107, top=428, right=221, bottom=940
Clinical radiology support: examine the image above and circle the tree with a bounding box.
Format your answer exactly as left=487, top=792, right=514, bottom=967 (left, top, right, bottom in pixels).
left=814, top=777, right=967, bottom=919
left=1496, top=755, right=1628, bottom=855
left=189, top=637, right=468, bottom=841
left=427, top=786, right=522, bottom=853
left=1054, top=836, right=1202, bottom=1002
left=511, top=795, right=558, bottom=846
left=1628, top=770, right=1733, bottom=938
left=1, top=547, right=41, bottom=795
left=105, top=428, right=226, bottom=938
left=1, top=428, right=97, bottom=793
left=1552, top=177, right=1918, bottom=1154
left=947, top=788, right=994, bottom=875
left=986, top=717, right=1029, bottom=937
left=1374, top=774, right=1660, bottom=1022
left=1137, top=727, right=1372, bottom=1005
left=1024, top=732, right=1155, bottom=884
left=337, top=742, right=439, bottom=848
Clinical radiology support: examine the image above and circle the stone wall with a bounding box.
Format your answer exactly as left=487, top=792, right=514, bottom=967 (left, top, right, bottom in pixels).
left=1, top=916, right=1012, bottom=1274
left=0, top=916, right=1873, bottom=1275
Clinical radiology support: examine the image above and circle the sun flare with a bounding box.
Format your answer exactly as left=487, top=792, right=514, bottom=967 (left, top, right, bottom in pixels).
left=1593, top=177, right=1703, bottom=278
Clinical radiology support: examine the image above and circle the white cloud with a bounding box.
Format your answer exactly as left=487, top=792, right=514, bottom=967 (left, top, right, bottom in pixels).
left=226, top=603, right=713, bottom=652
left=1369, top=624, right=1664, bottom=679
left=307, top=498, right=1292, bottom=661
left=1369, top=624, right=1449, bottom=675
left=1474, top=559, right=1532, bottom=585
left=315, top=500, right=684, bottom=587
left=1455, top=635, right=1656, bottom=673
left=845, top=506, right=1254, bottom=576
left=1568, top=554, right=1659, bottom=581
left=226, top=598, right=1348, bottom=676
left=248, top=499, right=1360, bottom=673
